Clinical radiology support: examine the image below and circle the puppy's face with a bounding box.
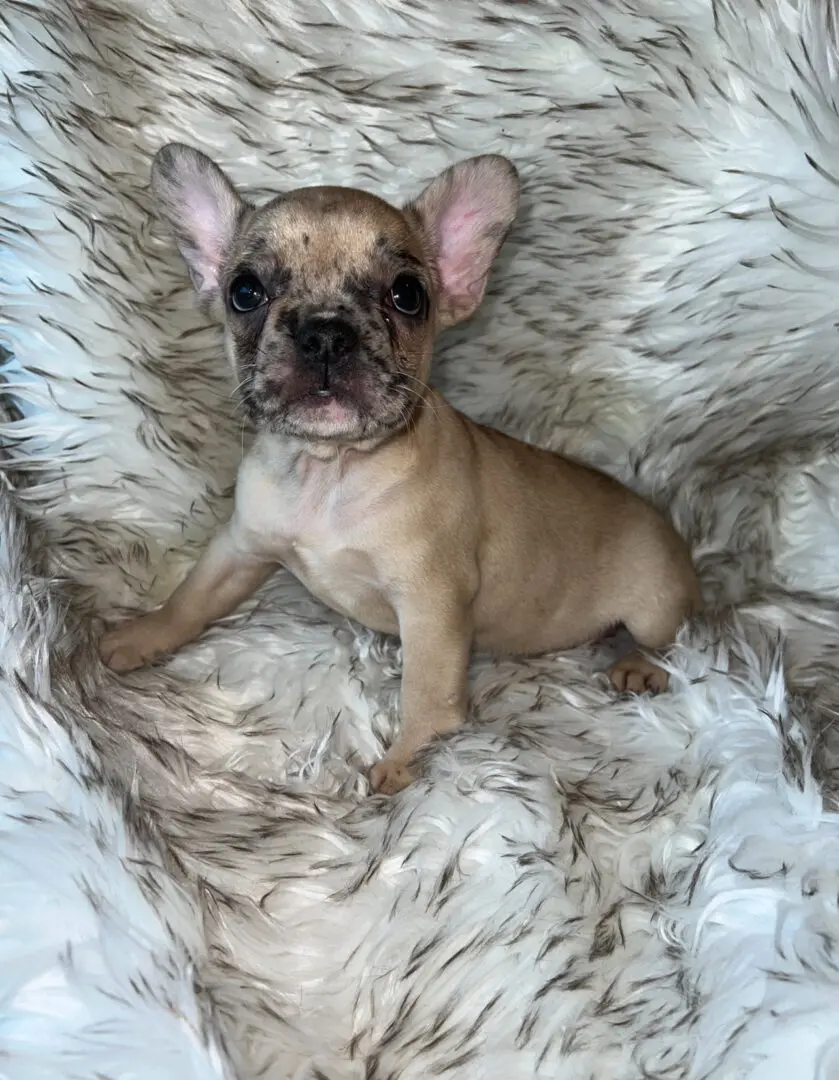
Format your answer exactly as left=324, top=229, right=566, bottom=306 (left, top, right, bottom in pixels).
left=151, top=146, right=520, bottom=443
left=222, top=188, right=433, bottom=441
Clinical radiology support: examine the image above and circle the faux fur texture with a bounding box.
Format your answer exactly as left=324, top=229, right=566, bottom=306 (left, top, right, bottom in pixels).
left=4, top=0, right=839, bottom=1076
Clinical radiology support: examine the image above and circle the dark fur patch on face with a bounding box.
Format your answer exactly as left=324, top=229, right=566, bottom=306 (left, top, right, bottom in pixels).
left=374, top=235, right=424, bottom=270
left=220, top=187, right=436, bottom=441
left=226, top=235, right=293, bottom=303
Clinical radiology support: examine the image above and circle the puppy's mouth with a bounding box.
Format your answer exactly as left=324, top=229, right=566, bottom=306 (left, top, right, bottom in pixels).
left=251, top=361, right=411, bottom=443
left=289, top=368, right=364, bottom=440
left=305, top=358, right=352, bottom=414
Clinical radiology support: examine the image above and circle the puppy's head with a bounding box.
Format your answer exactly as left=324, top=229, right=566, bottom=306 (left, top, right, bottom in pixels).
left=151, top=144, right=519, bottom=443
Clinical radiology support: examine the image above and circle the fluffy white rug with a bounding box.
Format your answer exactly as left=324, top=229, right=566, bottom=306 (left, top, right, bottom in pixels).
left=4, top=0, right=839, bottom=1076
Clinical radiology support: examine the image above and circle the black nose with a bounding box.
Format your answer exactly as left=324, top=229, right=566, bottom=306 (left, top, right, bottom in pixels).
left=295, top=316, right=358, bottom=365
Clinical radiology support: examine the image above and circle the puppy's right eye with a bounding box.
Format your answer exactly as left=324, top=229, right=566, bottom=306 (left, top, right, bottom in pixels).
left=388, top=273, right=427, bottom=317
left=229, top=274, right=267, bottom=313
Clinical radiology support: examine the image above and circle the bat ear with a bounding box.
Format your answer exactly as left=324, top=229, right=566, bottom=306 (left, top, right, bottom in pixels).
left=151, top=143, right=247, bottom=297
left=405, top=155, right=520, bottom=327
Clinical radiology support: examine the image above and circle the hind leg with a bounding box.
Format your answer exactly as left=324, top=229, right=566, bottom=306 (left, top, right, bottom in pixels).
left=607, top=593, right=695, bottom=695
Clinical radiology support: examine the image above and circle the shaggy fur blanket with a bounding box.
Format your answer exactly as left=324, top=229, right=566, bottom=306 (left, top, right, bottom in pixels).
left=4, top=0, right=839, bottom=1076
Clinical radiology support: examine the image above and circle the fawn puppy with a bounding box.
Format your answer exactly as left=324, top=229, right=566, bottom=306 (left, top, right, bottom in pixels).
left=101, top=145, right=701, bottom=793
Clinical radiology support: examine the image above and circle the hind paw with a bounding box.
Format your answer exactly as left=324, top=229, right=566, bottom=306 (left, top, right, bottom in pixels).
left=608, top=651, right=669, bottom=694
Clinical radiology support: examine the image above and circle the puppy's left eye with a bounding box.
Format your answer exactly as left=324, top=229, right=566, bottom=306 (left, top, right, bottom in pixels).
left=388, top=274, right=427, bottom=317
left=229, top=273, right=267, bottom=313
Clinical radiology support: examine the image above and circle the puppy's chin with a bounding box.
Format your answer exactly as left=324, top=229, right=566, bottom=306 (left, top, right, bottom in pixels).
left=252, top=392, right=406, bottom=444
left=284, top=394, right=366, bottom=442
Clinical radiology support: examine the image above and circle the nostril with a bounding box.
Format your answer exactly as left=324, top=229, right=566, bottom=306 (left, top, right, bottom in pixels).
left=297, top=327, right=322, bottom=358
left=332, top=321, right=358, bottom=353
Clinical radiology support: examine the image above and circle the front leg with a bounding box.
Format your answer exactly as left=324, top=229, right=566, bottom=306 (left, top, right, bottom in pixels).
left=99, top=523, right=277, bottom=672
left=370, top=594, right=473, bottom=795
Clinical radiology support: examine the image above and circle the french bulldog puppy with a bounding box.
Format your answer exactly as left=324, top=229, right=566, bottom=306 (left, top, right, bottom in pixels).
left=100, top=144, right=702, bottom=794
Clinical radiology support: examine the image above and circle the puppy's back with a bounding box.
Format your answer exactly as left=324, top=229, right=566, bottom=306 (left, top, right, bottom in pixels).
left=464, top=417, right=699, bottom=653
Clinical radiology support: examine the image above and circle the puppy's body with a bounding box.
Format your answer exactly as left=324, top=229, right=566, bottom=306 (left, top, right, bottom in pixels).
left=101, top=145, right=701, bottom=793
left=233, top=400, right=693, bottom=655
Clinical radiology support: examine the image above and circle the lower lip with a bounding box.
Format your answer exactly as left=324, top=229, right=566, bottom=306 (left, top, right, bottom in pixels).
left=300, top=394, right=355, bottom=427
left=310, top=394, right=347, bottom=414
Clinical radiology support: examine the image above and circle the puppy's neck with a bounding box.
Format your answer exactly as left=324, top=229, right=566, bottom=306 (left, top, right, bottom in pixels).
left=253, top=394, right=440, bottom=478
left=299, top=433, right=391, bottom=463
left=251, top=427, right=400, bottom=482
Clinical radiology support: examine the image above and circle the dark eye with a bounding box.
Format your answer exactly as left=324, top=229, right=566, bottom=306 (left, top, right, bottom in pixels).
left=229, top=273, right=267, bottom=313
left=388, top=273, right=427, bottom=317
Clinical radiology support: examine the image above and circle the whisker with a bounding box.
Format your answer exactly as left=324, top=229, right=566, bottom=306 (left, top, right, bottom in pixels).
left=229, top=375, right=250, bottom=399
left=397, top=383, right=441, bottom=421
left=396, top=373, right=441, bottom=418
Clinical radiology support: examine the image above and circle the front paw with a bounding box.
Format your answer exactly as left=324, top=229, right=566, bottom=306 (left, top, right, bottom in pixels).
left=369, top=757, right=415, bottom=795
left=99, top=612, right=179, bottom=673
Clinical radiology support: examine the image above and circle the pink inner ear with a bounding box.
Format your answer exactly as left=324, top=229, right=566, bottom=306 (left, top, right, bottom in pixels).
left=185, top=188, right=228, bottom=289
left=437, top=201, right=489, bottom=301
